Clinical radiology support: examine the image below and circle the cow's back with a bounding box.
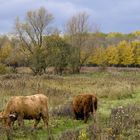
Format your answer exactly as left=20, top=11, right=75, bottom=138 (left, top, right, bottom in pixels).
left=3, top=94, right=48, bottom=118
left=72, top=94, right=94, bottom=112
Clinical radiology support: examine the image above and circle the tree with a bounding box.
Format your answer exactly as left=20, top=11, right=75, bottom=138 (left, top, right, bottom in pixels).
left=15, top=7, right=53, bottom=74
left=131, top=40, right=140, bottom=65
left=105, top=45, right=119, bottom=66
left=106, top=32, right=125, bottom=45
left=91, top=46, right=106, bottom=66
left=65, top=12, right=95, bottom=73
left=117, top=41, right=134, bottom=66
left=30, top=47, right=47, bottom=75
left=0, top=38, right=12, bottom=64
left=44, top=35, right=72, bottom=75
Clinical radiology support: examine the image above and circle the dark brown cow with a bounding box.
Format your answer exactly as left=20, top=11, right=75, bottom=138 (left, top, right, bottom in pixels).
left=0, top=94, right=49, bottom=128
left=72, top=94, right=97, bottom=123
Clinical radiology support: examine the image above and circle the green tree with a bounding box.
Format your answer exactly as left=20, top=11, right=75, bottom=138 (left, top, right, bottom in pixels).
left=44, top=35, right=71, bottom=75
left=30, top=47, right=47, bottom=75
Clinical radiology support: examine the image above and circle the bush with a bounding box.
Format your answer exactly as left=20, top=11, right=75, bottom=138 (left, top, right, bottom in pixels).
left=58, top=129, right=79, bottom=140
left=0, top=74, right=22, bottom=80
left=108, top=105, right=140, bottom=139
left=0, top=64, right=8, bottom=74
left=30, top=48, right=47, bottom=75
left=78, top=129, right=89, bottom=140
left=51, top=101, right=73, bottom=117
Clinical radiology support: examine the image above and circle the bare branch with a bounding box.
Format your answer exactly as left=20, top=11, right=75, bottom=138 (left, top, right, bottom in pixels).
left=15, top=7, right=53, bottom=53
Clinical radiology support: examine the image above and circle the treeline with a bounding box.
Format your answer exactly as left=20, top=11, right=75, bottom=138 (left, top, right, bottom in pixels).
left=88, top=40, right=140, bottom=67
left=0, top=7, right=140, bottom=75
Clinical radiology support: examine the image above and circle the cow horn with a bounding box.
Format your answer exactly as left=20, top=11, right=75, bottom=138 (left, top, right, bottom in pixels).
left=9, top=114, right=16, bottom=118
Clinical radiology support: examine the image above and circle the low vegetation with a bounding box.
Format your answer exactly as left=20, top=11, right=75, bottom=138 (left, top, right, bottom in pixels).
left=0, top=67, right=140, bottom=140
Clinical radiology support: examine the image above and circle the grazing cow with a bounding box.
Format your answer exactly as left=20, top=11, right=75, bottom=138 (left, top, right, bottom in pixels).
left=72, top=94, right=97, bottom=123
left=0, top=94, right=49, bottom=128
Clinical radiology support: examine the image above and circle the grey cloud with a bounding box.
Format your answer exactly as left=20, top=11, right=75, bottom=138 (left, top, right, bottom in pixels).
left=0, top=0, right=140, bottom=33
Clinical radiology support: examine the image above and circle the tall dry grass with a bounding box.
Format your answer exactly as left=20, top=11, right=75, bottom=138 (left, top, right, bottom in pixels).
left=0, top=68, right=140, bottom=139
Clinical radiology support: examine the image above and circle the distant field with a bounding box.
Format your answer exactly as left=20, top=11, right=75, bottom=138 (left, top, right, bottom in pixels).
left=0, top=67, right=140, bottom=140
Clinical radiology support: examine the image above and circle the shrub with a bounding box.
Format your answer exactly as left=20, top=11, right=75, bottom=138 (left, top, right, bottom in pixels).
left=58, top=129, right=79, bottom=140
left=30, top=48, right=47, bottom=75
left=0, top=74, right=22, bottom=80
left=78, top=129, right=89, bottom=140
left=108, top=105, right=140, bottom=139
left=51, top=101, right=73, bottom=118
left=0, top=63, right=7, bottom=74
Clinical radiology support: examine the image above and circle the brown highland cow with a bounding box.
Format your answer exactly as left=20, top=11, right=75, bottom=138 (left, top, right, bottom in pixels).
left=0, top=94, right=49, bottom=128
left=72, top=94, right=97, bottom=123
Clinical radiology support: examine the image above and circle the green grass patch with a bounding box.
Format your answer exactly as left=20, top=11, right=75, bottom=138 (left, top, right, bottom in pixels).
left=0, top=70, right=140, bottom=139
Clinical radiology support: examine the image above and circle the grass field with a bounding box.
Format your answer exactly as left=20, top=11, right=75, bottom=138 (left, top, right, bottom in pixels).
left=0, top=67, right=140, bottom=140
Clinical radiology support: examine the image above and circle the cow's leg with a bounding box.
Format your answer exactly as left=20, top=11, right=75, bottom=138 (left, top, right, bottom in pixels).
left=17, top=115, right=24, bottom=128
left=42, top=116, right=48, bottom=128
left=93, top=111, right=96, bottom=123
left=9, top=120, right=15, bottom=129
left=93, top=109, right=96, bottom=132
left=84, top=113, right=88, bottom=123
left=34, top=118, right=41, bottom=128
left=80, top=113, right=85, bottom=120
left=41, top=109, right=49, bottom=128
left=84, top=107, right=89, bottom=123
left=73, top=109, right=78, bottom=120
left=11, top=120, right=15, bottom=127
left=6, top=118, right=12, bottom=129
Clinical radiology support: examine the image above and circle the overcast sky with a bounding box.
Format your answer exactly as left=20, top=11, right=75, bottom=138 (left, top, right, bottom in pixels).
left=0, top=0, right=140, bottom=34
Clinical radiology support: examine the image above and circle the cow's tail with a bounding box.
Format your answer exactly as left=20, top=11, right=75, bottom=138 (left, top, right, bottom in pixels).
left=92, top=96, right=97, bottom=132
left=46, top=97, right=49, bottom=121
left=94, top=97, right=97, bottom=111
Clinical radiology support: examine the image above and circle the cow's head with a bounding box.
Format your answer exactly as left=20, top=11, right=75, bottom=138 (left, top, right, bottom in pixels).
left=9, top=112, right=17, bottom=121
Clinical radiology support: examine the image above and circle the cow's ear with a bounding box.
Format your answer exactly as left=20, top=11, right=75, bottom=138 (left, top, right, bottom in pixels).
left=9, top=114, right=16, bottom=119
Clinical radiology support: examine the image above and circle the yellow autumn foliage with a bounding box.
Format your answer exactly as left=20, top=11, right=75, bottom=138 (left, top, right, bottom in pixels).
left=90, top=46, right=106, bottom=66
left=0, top=43, right=12, bottom=63
left=105, top=45, right=119, bottom=65
left=88, top=40, right=140, bottom=66
left=118, top=41, right=134, bottom=65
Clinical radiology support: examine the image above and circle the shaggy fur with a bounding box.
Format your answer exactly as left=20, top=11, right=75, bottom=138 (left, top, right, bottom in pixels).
left=72, top=94, right=97, bottom=123
left=0, top=94, right=49, bottom=128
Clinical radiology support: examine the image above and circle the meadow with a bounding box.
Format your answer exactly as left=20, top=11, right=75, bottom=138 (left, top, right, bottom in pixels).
left=0, top=67, right=140, bottom=140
